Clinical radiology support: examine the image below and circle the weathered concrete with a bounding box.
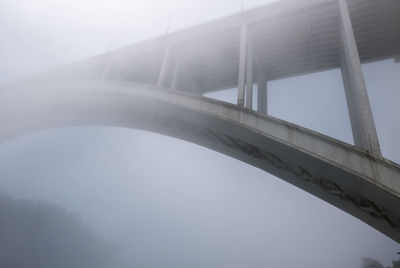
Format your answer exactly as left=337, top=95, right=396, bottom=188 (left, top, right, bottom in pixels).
left=339, top=0, right=381, bottom=156
left=171, top=62, right=181, bottom=89
left=178, top=62, right=201, bottom=95
left=237, top=24, right=247, bottom=107
left=158, top=46, right=171, bottom=87
left=1, top=80, right=399, bottom=242
left=245, top=34, right=253, bottom=109
left=257, top=71, right=267, bottom=114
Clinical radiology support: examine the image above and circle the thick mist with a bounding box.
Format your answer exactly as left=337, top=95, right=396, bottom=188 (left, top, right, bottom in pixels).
left=0, top=0, right=399, bottom=267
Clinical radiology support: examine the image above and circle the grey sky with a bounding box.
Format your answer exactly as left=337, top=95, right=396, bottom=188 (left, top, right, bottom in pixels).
left=0, top=0, right=399, bottom=267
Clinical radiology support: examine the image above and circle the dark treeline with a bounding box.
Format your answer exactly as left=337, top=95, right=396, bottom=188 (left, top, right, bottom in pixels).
left=363, top=257, right=400, bottom=268
left=1, top=190, right=398, bottom=268
left=0, top=191, right=121, bottom=268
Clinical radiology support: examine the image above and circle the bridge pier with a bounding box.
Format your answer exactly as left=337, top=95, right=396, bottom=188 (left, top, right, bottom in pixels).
left=171, top=62, right=181, bottom=89
left=257, top=71, right=267, bottom=115
left=338, top=0, right=381, bottom=156
left=158, top=46, right=172, bottom=87
left=245, top=34, right=254, bottom=109
left=237, top=24, right=247, bottom=107
left=180, top=62, right=201, bottom=95
left=238, top=24, right=257, bottom=110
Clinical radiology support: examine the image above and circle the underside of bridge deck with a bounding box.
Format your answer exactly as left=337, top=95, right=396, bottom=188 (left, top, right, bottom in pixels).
left=40, top=0, right=399, bottom=91
left=34, top=0, right=399, bottom=156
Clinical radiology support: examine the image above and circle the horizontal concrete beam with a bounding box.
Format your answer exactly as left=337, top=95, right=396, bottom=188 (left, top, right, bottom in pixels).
left=1, top=80, right=399, bottom=242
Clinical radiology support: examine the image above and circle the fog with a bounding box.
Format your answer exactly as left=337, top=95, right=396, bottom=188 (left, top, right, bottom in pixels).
left=0, top=0, right=399, bottom=267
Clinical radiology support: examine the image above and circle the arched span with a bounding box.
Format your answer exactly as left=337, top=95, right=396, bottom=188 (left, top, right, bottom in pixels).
left=1, top=80, right=400, bottom=242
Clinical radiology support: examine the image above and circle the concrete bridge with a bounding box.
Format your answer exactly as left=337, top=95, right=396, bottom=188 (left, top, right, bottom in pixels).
left=1, top=0, right=400, bottom=242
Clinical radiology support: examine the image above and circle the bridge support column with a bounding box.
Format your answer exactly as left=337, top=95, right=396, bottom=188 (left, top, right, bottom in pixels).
left=338, top=0, right=381, bottom=156
left=246, top=35, right=254, bottom=109
left=158, top=46, right=172, bottom=87
left=178, top=62, right=201, bottom=95
left=187, top=75, right=201, bottom=95
left=237, top=24, right=247, bottom=107
left=257, top=71, right=267, bottom=114
left=171, top=62, right=181, bottom=89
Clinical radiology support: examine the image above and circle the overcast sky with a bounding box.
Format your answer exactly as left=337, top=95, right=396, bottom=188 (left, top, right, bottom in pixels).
left=0, top=0, right=399, bottom=267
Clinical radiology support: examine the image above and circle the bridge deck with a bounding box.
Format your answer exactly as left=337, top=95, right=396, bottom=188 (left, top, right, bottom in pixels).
left=42, top=0, right=400, bottom=94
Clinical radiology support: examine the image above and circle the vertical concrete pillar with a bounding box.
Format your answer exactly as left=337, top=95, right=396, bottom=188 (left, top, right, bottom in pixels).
left=338, top=0, right=381, bottom=156
left=188, top=77, right=201, bottom=95
left=237, top=24, right=247, bottom=107
left=171, top=62, right=181, bottom=89
left=257, top=71, right=267, bottom=114
left=101, top=60, right=109, bottom=80
left=246, top=36, right=253, bottom=109
left=158, top=46, right=171, bottom=87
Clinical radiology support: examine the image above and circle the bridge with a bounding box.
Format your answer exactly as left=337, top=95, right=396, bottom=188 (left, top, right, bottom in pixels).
left=1, top=0, right=400, bottom=242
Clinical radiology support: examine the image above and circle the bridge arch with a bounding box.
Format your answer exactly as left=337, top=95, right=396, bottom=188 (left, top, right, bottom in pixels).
left=1, top=80, right=399, bottom=242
